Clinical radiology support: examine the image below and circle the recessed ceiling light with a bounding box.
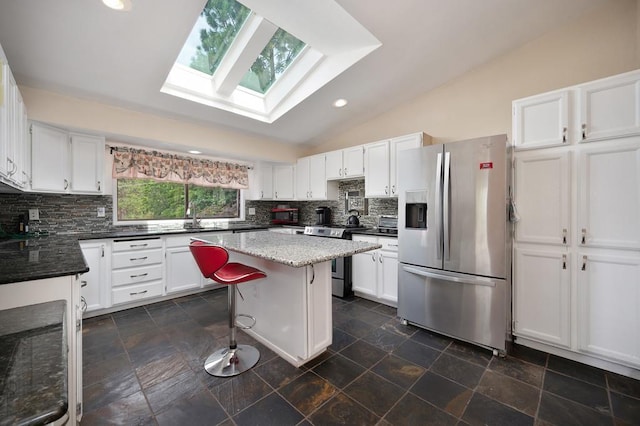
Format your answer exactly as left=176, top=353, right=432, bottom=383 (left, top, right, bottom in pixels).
left=188, top=150, right=202, bottom=155
left=333, top=99, right=348, bottom=108
left=102, top=0, right=132, bottom=11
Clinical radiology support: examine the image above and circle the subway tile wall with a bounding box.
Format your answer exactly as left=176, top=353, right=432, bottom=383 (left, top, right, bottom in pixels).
left=0, top=179, right=398, bottom=235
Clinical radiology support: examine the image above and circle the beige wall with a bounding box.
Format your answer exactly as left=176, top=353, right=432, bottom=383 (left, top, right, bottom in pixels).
left=309, top=0, right=640, bottom=152
left=20, top=86, right=303, bottom=163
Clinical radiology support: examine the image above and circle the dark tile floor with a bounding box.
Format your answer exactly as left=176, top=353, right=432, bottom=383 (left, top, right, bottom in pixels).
left=80, top=289, right=640, bottom=425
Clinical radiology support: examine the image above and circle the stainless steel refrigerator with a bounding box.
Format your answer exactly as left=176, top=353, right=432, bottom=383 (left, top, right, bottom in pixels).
left=397, top=134, right=512, bottom=354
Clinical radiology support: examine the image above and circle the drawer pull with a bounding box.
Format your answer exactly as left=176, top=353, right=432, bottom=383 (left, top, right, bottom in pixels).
left=129, top=256, right=148, bottom=262
left=130, top=290, right=148, bottom=296
left=388, top=244, right=398, bottom=247
left=129, top=243, right=149, bottom=248
left=130, top=273, right=148, bottom=279
left=81, top=280, right=88, bottom=288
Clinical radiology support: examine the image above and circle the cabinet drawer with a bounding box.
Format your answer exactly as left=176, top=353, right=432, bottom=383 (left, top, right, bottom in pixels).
left=112, top=238, right=162, bottom=252
left=112, top=264, right=162, bottom=287
left=112, top=281, right=163, bottom=306
left=112, top=249, right=162, bottom=269
left=379, top=237, right=398, bottom=252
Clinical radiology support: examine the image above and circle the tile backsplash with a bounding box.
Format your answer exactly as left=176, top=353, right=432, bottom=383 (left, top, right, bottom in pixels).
left=0, top=179, right=397, bottom=235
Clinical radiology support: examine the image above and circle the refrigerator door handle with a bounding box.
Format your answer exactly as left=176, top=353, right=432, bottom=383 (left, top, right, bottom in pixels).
left=443, top=151, right=451, bottom=261
left=435, top=152, right=443, bottom=260
left=402, top=266, right=497, bottom=288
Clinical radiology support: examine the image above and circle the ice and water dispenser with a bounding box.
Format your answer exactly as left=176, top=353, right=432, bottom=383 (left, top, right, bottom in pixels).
left=404, top=190, right=428, bottom=229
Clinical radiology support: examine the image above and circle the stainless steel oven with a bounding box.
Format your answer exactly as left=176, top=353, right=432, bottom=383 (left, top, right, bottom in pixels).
left=303, top=226, right=353, bottom=298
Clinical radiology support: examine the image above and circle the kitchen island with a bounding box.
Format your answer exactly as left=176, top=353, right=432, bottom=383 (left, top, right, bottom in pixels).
left=197, top=231, right=381, bottom=366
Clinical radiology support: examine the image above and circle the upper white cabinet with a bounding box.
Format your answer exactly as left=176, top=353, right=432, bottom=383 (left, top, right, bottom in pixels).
left=577, top=142, right=640, bottom=250
left=296, top=154, right=338, bottom=200
left=579, top=72, right=640, bottom=142
left=513, top=69, right=640, bottom=150
left=0, top=47, right=29, bottom=189
left=30, top=122, right=105, bottom=194
left=364, top=132, right=426, bottom=198
left=326, top=146, right=365, bottom=180
left=513, top=90, right=570, bottom=149
left=514, top=149, right=571, bottom=245
left=273, top=164, right=295, bottom=200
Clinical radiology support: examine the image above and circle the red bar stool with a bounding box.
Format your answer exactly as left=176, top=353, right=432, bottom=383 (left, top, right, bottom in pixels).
left=189, top=240, right=266, bottom=377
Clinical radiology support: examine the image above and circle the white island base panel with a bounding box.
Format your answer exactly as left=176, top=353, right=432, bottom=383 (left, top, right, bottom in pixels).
left=231, top=253, right=333, bottom=367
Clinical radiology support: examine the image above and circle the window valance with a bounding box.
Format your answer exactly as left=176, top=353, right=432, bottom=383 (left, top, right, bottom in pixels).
left=112, top=147, right=249, bottom=189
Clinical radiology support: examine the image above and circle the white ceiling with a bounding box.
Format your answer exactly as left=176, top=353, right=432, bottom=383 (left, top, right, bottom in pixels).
left=0, top=0, right=609, bottom=147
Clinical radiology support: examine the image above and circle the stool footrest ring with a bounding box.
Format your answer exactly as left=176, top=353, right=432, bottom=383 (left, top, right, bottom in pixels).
left=236, top=313, right=256, bottom=330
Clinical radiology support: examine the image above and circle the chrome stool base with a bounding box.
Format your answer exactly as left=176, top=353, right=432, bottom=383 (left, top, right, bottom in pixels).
left=204, top=344, right=260, bottom=377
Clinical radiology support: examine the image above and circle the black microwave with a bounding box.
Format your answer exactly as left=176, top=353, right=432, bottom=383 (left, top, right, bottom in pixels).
left=271, top=208, right=299, bottom=224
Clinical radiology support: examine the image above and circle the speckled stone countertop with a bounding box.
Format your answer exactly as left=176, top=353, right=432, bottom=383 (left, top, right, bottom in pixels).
left=195, top=232, right=382, bottom=267
left=0, top=236, right=89, bottom=285
left=0, top=300, right=68, bottom=426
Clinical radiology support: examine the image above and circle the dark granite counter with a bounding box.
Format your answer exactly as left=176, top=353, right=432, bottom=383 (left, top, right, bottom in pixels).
left=77, top=223, right=269, bottom=240
left=0, top=300, right=68, bottom=426
left=0, top=236, right=89, bottom=285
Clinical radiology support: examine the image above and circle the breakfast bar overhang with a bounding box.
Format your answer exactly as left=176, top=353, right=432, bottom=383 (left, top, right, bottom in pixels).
left=195, top=231, right=381, bottom=367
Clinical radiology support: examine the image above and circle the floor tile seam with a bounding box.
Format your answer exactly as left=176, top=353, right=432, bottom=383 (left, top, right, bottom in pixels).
left=396, top=385, right=463, bottom=422
left=308, top=388, right=383, bottom=423
left=407, top=333, right=453, bottom=352
left=442, top=347, right=492, bottom=369
left=311, top=352, right=371, bottom=389
left=485, top=364, right=545, bottom=390
left=544, top=367, right=610, bottom=391
left=471, top=367, right=541, bottom=421
left=538, top=388, right=615, bottom=419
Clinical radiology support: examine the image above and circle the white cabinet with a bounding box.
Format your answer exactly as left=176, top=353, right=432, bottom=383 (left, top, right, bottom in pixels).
left=514, top=247, right=570, bottom=348
left=577, top=142, right=640, bottom=250
left=514, top=149, right=571, bottom=245
left=326, top=146, right=365, bottom=180
left=579, top=72, right=640, bottom=142
left=513, top=90, right=570, bottom=149
left=0, top=53, right=29, bottom=188
left=111, top=238, right=163, bottom=306
left=296, top=154, right=338, bottom=200
left=577, top=252, right=640, bottom=367
left=247, top=162, right=295, bottom=200
left=273, top=164, right=295, bottom=200
left=364, top=133, right=426, bottom=198
left=165, top=234, right=206, bottom=293
left=30, top=122, right=105, bottom=194
left=79, top=241, right=109, bottom=312
left=352, top=235, right=399, bottom=306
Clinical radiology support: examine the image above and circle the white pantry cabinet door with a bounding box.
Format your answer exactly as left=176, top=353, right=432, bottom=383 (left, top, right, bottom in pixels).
left=513, top=90, right=570, bottom=150
left=578, top=142, right=640, bottom=250
left=0, top=63, right=8, bottom=177
left=579, top=71, right=640, bottom=142
left=389, top=133, right=423, bottom=197
left=513, top=247, right=570, bottom=348
left=343, top=145, right=364, bottom=178
left=514, top=150, right=571, bottom=245
left=578, top=252, right=640, bottom=367
left=30, top=122, right=69, bottom=192
left=273, top=165, right=295, bottom=200
left=70, top=133, right=104, bottom=194
left=325, top=149, right=343, bottom=180
left=364, top=140, right=390, bottom=197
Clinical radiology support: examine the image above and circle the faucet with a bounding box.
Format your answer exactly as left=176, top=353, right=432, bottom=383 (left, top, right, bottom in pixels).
left=187, top=202, right=200, bottom=228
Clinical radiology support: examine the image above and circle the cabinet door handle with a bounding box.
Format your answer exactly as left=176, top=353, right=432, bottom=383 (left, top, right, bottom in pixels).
left=64, top=179, right=69, bottom=190
left=379, top=255, right=383, bottom=263
left=275, top=191, right=278, bottom=198
left=130, top=273, right=148, bottom=279
left=80, top=296, right=87, bottom=312
left=384, top=186, right=389, bottom=195
left=130, top=290, right=148, bottom=296
left=371, top=253, right=376, bottom=262
left=129, top=256, right=148, bottom=262
left=260, top=190, right=263, bottom=198
left=562, top=254, right=567, bottom=270
left=391, top=185, right=396, bottom=194
left=581, top=228, right=586, bottom=245
left=339, top=168, right=343, bottom=176
left=562, top=127, right=567, bottom=143
left=581, top=123, right=587, bottom=140
left=344, top=168, right=347, bottom=176
left=562, top=228, right=567, bottom=245
left=97, top=181, right=101, bottom=191
left=581, top=255, right=587, bottom=271
left=81, top=280, right=88, bottom=288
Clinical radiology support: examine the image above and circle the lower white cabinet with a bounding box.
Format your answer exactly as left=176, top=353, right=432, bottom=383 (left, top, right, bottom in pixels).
left=111, top=238, right=163, bottom=306
left=165, top=234, right=207, bottom=293
left=577, top=251, right=640, bottom=367
left=79, top=241, right=109, bottom=312
left=352, top=235, right=398, bottom=306
left=513, top=247, right=570, bottom=348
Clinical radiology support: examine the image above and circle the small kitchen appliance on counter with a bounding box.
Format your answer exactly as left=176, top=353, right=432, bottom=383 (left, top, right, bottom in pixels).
left=377, top=215, right=398, bottom=234
left=346, top=210, right=360, bottom=227
left=271, top=207, right=299, bottom=225
left=315, top=206, right=331, bottom=226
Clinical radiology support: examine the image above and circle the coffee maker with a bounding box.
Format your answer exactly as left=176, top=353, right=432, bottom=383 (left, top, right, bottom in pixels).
left=315, top=207, right=331, bottom=226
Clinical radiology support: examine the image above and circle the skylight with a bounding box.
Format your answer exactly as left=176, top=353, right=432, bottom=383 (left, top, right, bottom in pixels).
left=161, top=0, right=382, bottom=123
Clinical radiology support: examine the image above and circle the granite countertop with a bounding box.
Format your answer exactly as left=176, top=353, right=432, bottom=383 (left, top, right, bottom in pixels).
left=195, top=231, right=382, bottom=267
left=0, top=224, right=269, bottom=285
left=0, top=300, right=68, bottom=426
